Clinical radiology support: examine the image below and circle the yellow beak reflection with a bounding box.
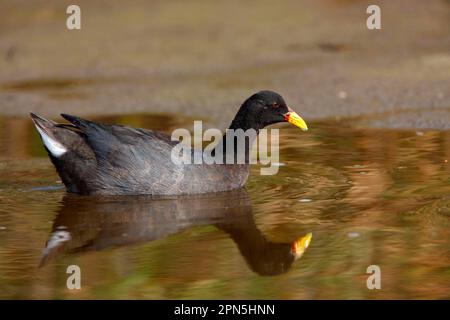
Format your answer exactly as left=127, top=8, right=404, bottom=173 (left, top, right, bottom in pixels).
left=284, top=111, right=308, bottom=131
left=291, top=232, right=312, bottom=259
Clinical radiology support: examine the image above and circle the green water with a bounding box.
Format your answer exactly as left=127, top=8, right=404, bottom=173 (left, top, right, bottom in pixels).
left=0, top=114, right=449, bottom=299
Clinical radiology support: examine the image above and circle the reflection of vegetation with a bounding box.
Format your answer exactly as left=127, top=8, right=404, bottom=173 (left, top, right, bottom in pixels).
left=0, top=115, right=449, bottom=299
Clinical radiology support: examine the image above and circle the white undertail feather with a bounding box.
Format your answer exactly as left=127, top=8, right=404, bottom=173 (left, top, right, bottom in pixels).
left=36, top=126, right=67, bottom=157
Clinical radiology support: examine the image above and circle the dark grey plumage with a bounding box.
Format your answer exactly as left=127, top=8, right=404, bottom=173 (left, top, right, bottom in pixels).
left=31, top=113, right=248, bottom=195
left=30, top=90, right=306, bottom=196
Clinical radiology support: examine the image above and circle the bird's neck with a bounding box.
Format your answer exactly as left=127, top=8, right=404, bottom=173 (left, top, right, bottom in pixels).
left=228, top=106, right=263, bottom=132
left=212, top=122, right=259, bottom=165
left=211, top=103, right=261, bottom=164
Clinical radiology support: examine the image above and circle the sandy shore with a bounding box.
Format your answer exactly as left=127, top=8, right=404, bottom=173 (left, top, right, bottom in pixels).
left=0, top=0, right=449, bottom=129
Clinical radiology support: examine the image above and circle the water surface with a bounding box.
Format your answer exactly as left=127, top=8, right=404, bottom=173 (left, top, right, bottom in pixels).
left=0, top=114, right=449, bottom=299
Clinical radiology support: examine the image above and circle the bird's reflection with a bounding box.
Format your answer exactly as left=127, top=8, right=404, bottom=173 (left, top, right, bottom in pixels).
left=41, top=190, right=312, bottom=276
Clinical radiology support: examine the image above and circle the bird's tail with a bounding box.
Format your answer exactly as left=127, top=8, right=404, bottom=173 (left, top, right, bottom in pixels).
left=30, top=113, right=68, bottom=157
left=30, top=113, right=95, bottom=194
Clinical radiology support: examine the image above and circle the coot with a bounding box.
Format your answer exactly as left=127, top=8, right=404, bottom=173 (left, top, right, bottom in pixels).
left=31, top=90, right=307, bottom=195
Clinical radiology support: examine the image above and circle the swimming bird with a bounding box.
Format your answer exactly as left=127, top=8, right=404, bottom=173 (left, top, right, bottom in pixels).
left=30, top=90, right=307, bottom=195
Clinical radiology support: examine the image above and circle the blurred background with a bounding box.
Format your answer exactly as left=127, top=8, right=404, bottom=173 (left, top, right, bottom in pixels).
left=0, top=0, right=449, bottom=128
left=0, top=0, right=449, bottom=300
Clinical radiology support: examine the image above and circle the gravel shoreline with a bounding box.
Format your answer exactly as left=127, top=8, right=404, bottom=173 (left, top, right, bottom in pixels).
left=0, top=0, right=449, bottom=129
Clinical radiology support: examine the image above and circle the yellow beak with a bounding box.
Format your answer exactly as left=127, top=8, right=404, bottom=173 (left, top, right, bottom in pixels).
left=291, top=232, right=312, bottom=257
left=284, top=110, right=308, bottom=131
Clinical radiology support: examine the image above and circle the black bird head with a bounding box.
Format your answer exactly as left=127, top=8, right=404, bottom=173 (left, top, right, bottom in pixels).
left=229, top=90, right=308, bottom=131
